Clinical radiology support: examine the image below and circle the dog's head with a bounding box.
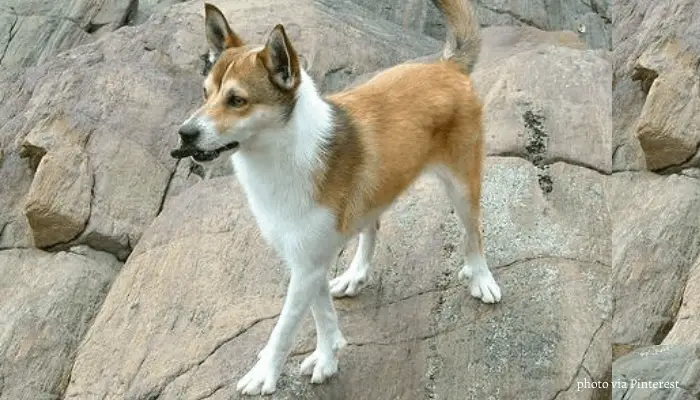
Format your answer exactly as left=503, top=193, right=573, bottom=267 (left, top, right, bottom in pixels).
left=171, top=3, right=301, bottom=163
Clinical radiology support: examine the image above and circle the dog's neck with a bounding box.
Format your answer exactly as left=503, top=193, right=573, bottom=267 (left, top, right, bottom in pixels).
left=231, top=70, right=333, bottom=204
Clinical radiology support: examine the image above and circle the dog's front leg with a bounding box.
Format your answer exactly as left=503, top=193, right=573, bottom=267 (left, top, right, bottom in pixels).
left=236, top=267, right=324, bottom=395
left=300, top=274, right=347, bottom=383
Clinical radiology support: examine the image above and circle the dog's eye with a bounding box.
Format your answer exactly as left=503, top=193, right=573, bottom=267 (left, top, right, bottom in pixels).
left=228, top=95, right=247, bottom=108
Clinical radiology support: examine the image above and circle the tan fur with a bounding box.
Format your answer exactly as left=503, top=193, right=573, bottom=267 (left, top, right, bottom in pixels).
left=314, top=62, right=483, bottom=249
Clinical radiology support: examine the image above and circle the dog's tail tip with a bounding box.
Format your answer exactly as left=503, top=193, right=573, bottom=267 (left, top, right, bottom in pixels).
left=431, top=0, right=481, bottom=74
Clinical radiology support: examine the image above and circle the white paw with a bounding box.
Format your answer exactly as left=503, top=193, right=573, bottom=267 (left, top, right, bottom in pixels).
left=236, top=357, right=281, bottom=395
left=459, top=265, right=502, bottom=304
left=330, top=267, right=368, bottom=298
left=299, top=350, right=339, bottom=384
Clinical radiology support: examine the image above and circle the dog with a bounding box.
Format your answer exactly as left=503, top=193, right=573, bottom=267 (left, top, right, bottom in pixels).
left=171, top=0, right=501, bottom=395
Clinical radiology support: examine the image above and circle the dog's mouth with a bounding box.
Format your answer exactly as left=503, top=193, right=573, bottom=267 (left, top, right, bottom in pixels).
left=170, top=142, right=239, bottom=162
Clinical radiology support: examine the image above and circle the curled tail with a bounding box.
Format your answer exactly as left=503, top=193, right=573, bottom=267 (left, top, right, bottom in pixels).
left=431, top=0, right=481, bottom=74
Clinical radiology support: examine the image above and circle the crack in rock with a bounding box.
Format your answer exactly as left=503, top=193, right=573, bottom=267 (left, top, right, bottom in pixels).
left=147, top=313, right=280, bottom=399
left=551, top=318, right=608, bottom=399
left=157, top=159, right=180, bottom=216
left=0, top=10, right=18, bottom=65
left=479, top=4, right=543, bottom=29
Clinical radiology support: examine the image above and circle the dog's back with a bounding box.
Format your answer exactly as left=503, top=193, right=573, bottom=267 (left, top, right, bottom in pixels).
left=317, top=0, right=484, bottom=235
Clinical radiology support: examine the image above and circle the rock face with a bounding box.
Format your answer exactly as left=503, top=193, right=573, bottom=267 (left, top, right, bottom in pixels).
left=23, top=139, right=93, bottom=248
left=613, top=0, right=700, bottom=172
left=612, top=344, right=700, bottom=399
left=611, top=1, right=700, bottom=395
left=664, top=258, right=700, bottom=345
left=347, top=0, right=612, bottom=50
left=0, top=247, right=120, bottom=400
left=0, top=0, right=137, bottom=73
left=612, top=172, right=700, bottom=349
left=475, top=45, right=612, bottom=174
left=0, top=0, right=616, bottom=400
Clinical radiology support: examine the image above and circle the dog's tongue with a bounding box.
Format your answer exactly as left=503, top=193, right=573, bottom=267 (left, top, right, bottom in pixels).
left=170, top=148, right=195, bottom=159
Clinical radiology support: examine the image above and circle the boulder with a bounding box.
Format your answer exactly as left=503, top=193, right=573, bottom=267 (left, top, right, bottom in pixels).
left=0, top=1, right=615, bottom=399
left=0, top=5, right=210, bottom=258
left=612, top=344, right=700, bottom=400
left=0, top=0, right=137, bottom=73
left=23, top=144, right=92, bottom=248
left=612, top=172, right=700, bottom=350
left=663, top=258, right=700, bottom=345
left=0, top=247, right=120, bottom=400
left=474, top=46, right=612, bottom=174
left=613, top=0, right=700, bottom=171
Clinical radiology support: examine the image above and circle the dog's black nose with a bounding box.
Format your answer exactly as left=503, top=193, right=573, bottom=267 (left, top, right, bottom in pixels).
left=178, top=123, right=200, bottom=144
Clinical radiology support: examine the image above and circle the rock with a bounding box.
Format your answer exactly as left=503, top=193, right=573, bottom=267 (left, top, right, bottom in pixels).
left=346, top=0, right=611, bottom=50
left=612, top=172, right=700, bottom=349
left=612, top=75, right=648, bottom=171
left=613, top=0, right=700, bottom=171
left=23, top=144, right=92, bottom=248
left=482, top=159, right=610, bottom=269
left=171, top=0, right=441, bottom=94
left=64, top=156, right=610, bottom=399
left=0, top=247, right=120, bottom=400
left=0, top=0, right=137, bottom=73
left=345, top=0, right=447, bottom=42
left=0, top=75, right=37, bottom=249
left=300, top=0, right=441, bottom=93
left=477, top=25, right=588, bottom=69
left=133, top=0, right=187, bottom=24
left=663, top=258, right=700, bottom=345
left=475, top=0, right=611, bottom=50
left=612, top=344, right=700, bottom=400
left=474, top=46, right=612, bottom=174
left=0, top=7, right=208, bottom=259
left=636, top=62, right=700, bottom=171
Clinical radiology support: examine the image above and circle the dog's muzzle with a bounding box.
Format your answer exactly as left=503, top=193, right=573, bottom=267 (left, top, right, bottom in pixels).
left=170, top=141, right=239, bottom=162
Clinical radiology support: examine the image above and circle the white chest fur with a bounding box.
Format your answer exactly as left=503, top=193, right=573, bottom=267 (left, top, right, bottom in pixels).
left=230, top=70, right=344, bottom=265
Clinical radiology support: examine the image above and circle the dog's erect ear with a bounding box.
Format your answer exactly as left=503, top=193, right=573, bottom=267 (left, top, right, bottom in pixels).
left=204, top=3, right=243, bottom=60
left=260, top=24, right=301, bottom=91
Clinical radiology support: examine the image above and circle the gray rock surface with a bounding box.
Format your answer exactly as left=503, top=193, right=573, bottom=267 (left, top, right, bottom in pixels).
left=613, top=0, right=700, bottom=172
left=612, top=172, right=700, bottom=351
left=347, top=0, right=611, bottom=50
left=475, top=46, right=612, bottom=174
left=611, top=2, right=700, bottom=373
left=663, top=258, right=700, bottom=345
left=0, top=247, right=120, bottom=400
left=612, top=344, right=700, bottom=400
left=0, top=0, right=137, bottom=73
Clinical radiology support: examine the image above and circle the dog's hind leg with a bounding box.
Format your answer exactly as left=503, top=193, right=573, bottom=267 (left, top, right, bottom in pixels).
left=300, top=277, right=347, bottom=382
left=329, top=220, right=379, bottom=297
left=433, top=161, right=501, bottom=304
